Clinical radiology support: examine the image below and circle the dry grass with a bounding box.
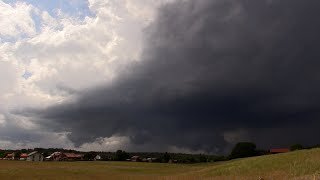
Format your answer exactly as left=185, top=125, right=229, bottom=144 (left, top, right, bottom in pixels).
left=0, top=148, right=319, bottom=180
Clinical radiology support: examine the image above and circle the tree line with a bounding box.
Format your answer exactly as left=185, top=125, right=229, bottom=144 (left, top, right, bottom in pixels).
left=1, top=143, right=319, bottom=163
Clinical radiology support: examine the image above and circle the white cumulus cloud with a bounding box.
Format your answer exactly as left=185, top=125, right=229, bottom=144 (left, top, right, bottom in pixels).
left=0, top=0, right=176, bottom=150
left=0, top=1, right=37, bottom=39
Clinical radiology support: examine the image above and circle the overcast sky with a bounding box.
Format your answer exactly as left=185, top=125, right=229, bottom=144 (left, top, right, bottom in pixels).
left=1, top=0, right=320, bottom=154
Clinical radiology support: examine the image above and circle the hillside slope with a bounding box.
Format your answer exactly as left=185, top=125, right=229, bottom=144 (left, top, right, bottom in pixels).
left=190, top=148, right=320, bottom=180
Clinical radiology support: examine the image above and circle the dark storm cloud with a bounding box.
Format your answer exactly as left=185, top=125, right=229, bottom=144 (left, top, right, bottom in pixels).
left=22, top=0, right=320, bottom=153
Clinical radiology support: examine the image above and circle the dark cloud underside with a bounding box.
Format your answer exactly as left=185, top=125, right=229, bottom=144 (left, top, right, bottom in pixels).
left=24, top=0, right=320, bottom=153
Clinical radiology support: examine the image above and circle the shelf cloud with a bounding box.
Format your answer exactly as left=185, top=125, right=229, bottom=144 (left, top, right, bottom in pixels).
left=4, top=0, right=320, bottom=153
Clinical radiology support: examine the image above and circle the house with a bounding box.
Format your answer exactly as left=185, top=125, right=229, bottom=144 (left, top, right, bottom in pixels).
left=142, top=158, right=157, bottom=162
left=130, top=156, right=141, bottom=162
left=45, top=152, right=62, bottom=161
left=44, top=152, right=83, bottom=161
left=60, top=153, right=84, bottom=161
left=270, top=148, right=290, bottom=154
left=27, top=151, right=44, bottom=162
left=19, top=153, right=28, bottom=160
left=48, top=152, right=62, bottom=161
left=94, top=153, right=113, bottom=161
left=94, top=154, right=102, bottom=160
left=147, top=158, right=157, bottom=162
left=6, top=153, right=14, bottom=160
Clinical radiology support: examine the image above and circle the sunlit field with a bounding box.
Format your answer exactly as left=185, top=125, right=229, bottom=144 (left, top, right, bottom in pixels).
left=0, top=148, right=319, bottom=180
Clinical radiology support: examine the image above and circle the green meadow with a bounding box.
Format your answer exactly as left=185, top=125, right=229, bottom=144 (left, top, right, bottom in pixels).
left=0, top=148, right=319, bottom=180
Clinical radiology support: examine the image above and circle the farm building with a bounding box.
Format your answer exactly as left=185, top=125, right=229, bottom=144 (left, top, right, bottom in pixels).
left=270, top=148, right=290, bottom=154
left=27, top=151, right=44, bottom=161
left=61, top=153, right=84, bottom=161
left=45, top=152, right=62, bottom=161
left=45, top=152, right=83, bottom=161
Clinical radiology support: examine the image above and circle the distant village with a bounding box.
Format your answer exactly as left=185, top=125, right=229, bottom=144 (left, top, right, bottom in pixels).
left=0, top=150, right=160, bottom=162
left=0, top=143, right=317, bottom=163
left=0, top=149, right=200, bottom=163
left=1, top=151, right=84, bottom=162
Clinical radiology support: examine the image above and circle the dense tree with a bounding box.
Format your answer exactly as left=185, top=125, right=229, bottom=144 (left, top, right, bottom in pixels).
left=115, top=150, right=129, bottom=161
left=163, top=152, right=171, bottom=163
left=229, top=142, right=257, bottom=159
left=290, top=144, right=304, bottom=151
left=0, top=151, right=6, bottom=158
left=199, top=154, right=208, bottom=162
left=83, top=151, right=97, bottom=161
left=14, top=151, right=21, bottom=159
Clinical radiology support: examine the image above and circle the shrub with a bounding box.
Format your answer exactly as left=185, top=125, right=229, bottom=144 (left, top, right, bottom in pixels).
left=229, top=142, right=257, bottom=159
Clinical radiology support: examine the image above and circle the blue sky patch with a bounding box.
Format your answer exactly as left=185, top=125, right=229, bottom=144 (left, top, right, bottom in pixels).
left=22, top=71, right=33, bottom=80
left=3, top=0, right=93, bottom=19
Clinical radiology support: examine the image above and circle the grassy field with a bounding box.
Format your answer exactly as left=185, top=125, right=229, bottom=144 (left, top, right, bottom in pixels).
left=0, top=148, right=319, bottom=180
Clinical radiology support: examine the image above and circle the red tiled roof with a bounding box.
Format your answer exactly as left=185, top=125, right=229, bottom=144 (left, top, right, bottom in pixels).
left=49, top=152, right=60, bottom=158
left=52, top=152, right=61, bottom=158
left=20, top=153, right=28, bottom=158
left=63, top=153, right=83, bottom=158
left=270, top=149, right=290, bottom=153
left=6, top=153, right=13, bottom=157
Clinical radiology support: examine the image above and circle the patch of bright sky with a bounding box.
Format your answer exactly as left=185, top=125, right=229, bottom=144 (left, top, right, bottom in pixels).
left=22, top=71, right=32, bottom=80
left=3, top=0, right=93, bottom=19
left=1, top=0, right=93, bottom=43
